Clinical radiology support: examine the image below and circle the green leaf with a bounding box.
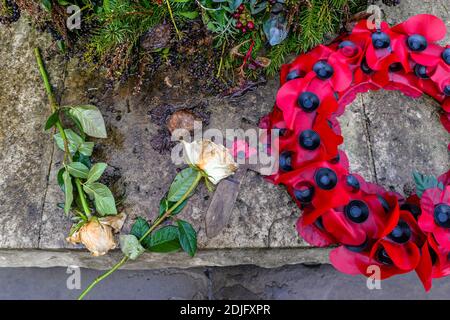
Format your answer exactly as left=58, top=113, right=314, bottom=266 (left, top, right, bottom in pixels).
left=179, top=11, right=199, bottom=19
left=73, top=152, right=92, bottom=168
left=413, top=172, right=443, bottom=198
left=41, top=0, right=52, bottom=12
left=79, top=142, right=94, bottom=156
left=53, top=129, right=83, bottom=154
left=57, top=168, right=65, bottom=192
left=167, top=167, right=198, bottom=202
left=86, top=163, right=107, bottom=184
left=68, top=105, right=107, bottom=138
left=177, top=220, right=197, bottom=257
left=120, top=235, right=145, bottom=260
left=57, top=0, right=70, bottom=5
left=67, top=162, right=89, bottom=179
left=44, top=111, right=59, bottom=130
left=63, top=170, right=73, bottom=214
left=83, top=182, right=117, bottom=215
left=130, top=217, right=150, bottom=240
left=56, top=40, right=66, bottom=54
left=159, top=197, right=188, bottom=217
left=146, top=226, right=181, bottom=252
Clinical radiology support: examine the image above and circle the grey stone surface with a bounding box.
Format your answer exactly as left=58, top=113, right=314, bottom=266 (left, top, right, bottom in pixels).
left=1, top=264, right=449, bottom=300
left=0, top=0, right=449, bottom=269
left=0, top=18, right=64, bottom=248
left=0, top=248, right=330, bottom=269
left=362, top=91, right=450, bottom=195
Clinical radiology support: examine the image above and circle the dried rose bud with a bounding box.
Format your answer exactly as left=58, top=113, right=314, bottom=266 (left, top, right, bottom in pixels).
left=67, top=213, right=126, bottom=256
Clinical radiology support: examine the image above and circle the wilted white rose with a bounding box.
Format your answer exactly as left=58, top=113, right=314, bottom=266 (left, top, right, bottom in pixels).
left=67, top=212, right=126, bottom=256
left=182, top=140, right=238, bottom=184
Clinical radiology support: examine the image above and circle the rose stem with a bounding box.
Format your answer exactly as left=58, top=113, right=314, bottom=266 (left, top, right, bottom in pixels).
left=77, top=172, right=203, bottom=300
left=34, top=47, right=91, bottom=218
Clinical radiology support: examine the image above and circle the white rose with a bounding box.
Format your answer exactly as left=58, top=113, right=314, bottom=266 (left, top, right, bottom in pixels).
left=182, top=140, right=238, bottom=185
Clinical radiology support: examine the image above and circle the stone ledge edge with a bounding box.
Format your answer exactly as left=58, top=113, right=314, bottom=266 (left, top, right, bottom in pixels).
left=0, top=248, right=331, bottom=270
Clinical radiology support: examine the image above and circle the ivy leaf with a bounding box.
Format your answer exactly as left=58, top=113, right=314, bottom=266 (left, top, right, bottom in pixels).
left=57, top=167, right=65, bottom=192
left=67, top=162, right=89, bottom=179
left=79, top=141, right=94, bottom=156
left=83, top=182, right=117, bottom=215
left=120, top=235, right=145, bottom=260
left=177, top=220, right=197, bottom=257
left=263, top=14, right=289, bottom=46
left=130, top=217, right=150, bottom=240
left=41, top=0, right=52, bottom=12
left=413, top=171, right=444, bottom=198
left=73, top=152, right=92, bottom=168
left=179, top=11, right=199, bottom=19
left=53, top=129, right=83, bottom=154
left=167, top=167, right=198, bottom=202
left=146, top=226, right=181, bottom=253
left=68, top=105, right=107, bottom=138
left=44, top=111, right=59, bottom=130
left=159, top=197, right=188, bottom=217
left=63, top=170, right=73, bottom=214
left=86, top=163, right=107, bottom=184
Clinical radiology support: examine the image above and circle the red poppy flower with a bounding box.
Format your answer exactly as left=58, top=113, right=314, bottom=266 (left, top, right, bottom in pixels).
left=438, top=170, right=450, bottom=186
left=391, top=14, right=447, bottom=70
left=330, top=210, right=426, bottom=284
left=418, top=186, right=450, bottom=250
left=320, top=192, right=400, bottom=246
left=277, top=161, right=350, bottom=225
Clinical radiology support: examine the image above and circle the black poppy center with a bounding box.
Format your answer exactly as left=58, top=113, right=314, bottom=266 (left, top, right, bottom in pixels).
left=345, top=200, right=369, bottom=223
left=313, top=60, right=334, bottom=79
left=286, top=69, right=302, bottom=81
left=372, top=31, right=390, bottom=49
left=407, top=34, right=428, bottom=52
left=346, top=174, right=360, bottom=191
left=388, top=219, right=411, bottom=244
left=414, top=64, right=429, bottom=79
left=376, top=247, right=393, bottom=265
left=444, top=85, right=450, bottom=96
left=299, top=130, right=320, bottom=150
left=298, top=92, right=320, bottom=112
left=314, top=168, right=338, bottom=190
left=443, top=48, right=450, bottom=65
left=361, top=57, right=373, bottom=74
left=434, top=204, right=450, bottom=228
left=279, top=151, right=293, bottom=172
left=400, top=203, right=422, bottom=220
left=294, top=183, right=315, bottom=203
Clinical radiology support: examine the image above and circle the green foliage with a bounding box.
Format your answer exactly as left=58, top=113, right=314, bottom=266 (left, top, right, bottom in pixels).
left=177, top=219, right=197, bottom=257
left=146, top=226, right=181, bottom=253
left=83, top=182, right=118, bottom=215
left=68, top=105, right=107, bottom=138
left=120, top=234, right=145, bottom=260
left=167, top=167, right=198, bottom=202
left=413, top=172, right=444, bottom=198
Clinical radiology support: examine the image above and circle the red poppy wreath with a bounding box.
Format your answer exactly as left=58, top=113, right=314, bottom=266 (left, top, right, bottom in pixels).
left=260, top=14, right=450, bottom=291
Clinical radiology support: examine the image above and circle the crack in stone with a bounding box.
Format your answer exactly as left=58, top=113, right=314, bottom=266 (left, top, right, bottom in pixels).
left=360, top=95, right=379, bottom=184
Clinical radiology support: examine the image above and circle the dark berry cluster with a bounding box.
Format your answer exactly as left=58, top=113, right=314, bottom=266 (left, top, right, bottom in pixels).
left=0, top=0, right=20, bottom=25
left=233, top=4, right=255, bottom=33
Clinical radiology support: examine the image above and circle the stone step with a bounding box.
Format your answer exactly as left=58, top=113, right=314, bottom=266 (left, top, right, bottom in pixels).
left=0, top=0, right=448, bottom=269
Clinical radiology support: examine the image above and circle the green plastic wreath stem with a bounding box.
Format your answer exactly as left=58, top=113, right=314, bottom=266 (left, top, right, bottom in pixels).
left=165, top=0, right=182, bottom=40
left=34, top=48, right=91, bottom=217
left=78, top=171, right=203, bottom=300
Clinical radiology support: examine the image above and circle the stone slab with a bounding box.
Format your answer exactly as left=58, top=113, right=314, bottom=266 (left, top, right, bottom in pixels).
left=0, top=18, right=65, bottom=248
left=0, top=0, right=449, bottom=269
